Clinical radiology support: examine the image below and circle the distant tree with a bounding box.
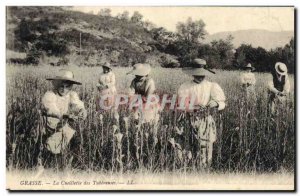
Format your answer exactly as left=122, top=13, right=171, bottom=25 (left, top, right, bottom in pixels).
left=25, top=44, right=41, bottom=65
left=131, top=11, right=143, bottom=24
left=117, top=10, right=129, bottom=21
left=194, top=35, right=235, bottom=69
left=143, top=20, right=156, bottom=31
left=174, top=17, right=207, bottom=66
left=151, top=27, right=178, bottom=52
left=234, top=44, right=270, bottom=72
left=269, top=37, right=294, bottom=73
left=16, top=18, right=37, bottom=50
left=176, top=17, right=207, bottom=43
left=97, top=8, right=111, bottom=17
left=285, top=38, right=295, bottom=73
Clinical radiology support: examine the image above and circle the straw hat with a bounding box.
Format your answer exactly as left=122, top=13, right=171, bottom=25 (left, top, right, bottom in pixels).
left=275, top=62, right=288, bottom=75
left=127, top=63, right=151, bottom=76
left=102, top=62, right=112, bottom=70
left=243, top=63, right=255, bottom=71
left=182, top=58, right=211, bottom=76
left=46, top=69, right=82, bottom=85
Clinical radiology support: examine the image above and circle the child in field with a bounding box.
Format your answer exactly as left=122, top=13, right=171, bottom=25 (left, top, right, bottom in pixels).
left=96, top=62, right=117, bottom=111
left=177, top=58, right=226, bottom=168
left=41, top=69, right=87, bottom=167
left=268, top=62, right=291, bottom=114
left=240, top=63, right=256, bottom=99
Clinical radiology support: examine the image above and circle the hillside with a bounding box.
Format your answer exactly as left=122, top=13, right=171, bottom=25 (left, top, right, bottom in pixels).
left=6, top=6, right=173, bottom=67
left=205, top=29, right=294, bottom=50
left=6, top=7, right=294, bottom=71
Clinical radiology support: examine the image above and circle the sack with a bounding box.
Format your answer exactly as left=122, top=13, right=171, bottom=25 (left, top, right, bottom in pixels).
left=191, top=115, right=217, bottom=143
left=45, top=124, right=75, bottom=154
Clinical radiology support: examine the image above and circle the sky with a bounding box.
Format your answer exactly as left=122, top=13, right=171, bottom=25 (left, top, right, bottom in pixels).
left=72, top=6, right=294, bottom=34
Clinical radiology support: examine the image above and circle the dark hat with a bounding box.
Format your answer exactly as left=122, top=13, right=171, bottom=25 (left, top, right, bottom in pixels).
left=243, top=63, right=255, bottom=71
left=102, top=62, right=112, bottom=70
left=182, top=58, right=212, bottom=76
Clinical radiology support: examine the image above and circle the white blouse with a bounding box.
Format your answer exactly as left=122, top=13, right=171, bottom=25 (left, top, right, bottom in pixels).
left=42, top=91, right=85, bottom=118
left=178, top=80, right=226, bottom=110
left=98, top=71, right=116, bottom=92
left=240, top=72, right=256, bottom=86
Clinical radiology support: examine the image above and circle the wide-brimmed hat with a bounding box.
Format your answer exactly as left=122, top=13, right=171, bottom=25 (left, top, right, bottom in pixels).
left=243, top=63, right=255, bottom=71
left=194, top=58, right=207, bottom=66
left=46, top=69, right=82, bottom=85
left=102, top=62, right=112, bottom=70
left=275, top=62, right=288, bottom=75
left=126, top=63, right=151, bottom=76
left=182, top=58, right=212, bottom=76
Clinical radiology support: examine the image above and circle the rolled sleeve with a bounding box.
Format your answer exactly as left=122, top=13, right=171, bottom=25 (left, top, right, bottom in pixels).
left=211, top=83, right=226, bottom=110
left=268, top=80, right=278, bottom=94
left=128, top=80, right=135, bottom=96
left=42, top=91, right=62, bottom=117
left=70, top=92, right=85, bottom=110
left=284, top=76, right=291, bottom=93
left=251, top=74, right=256, bottom=85
left=145, top=78, right=156, bottom=96
left=240, top=74, right=246, bottom=84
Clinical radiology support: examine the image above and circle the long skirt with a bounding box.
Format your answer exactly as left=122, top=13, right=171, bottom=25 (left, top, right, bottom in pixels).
left=268, top=93, right=288, bottom=115
left=177, top=111, right=217, bottom=168
left=42, top=117, right=76, bottom=154
left=131, top=101, right=160, bottom=125
left=96, top=87, right=117, bottom=112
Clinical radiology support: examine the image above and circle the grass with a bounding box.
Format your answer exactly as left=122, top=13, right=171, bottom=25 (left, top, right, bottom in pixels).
left=6, top=64, right=295, bottom=174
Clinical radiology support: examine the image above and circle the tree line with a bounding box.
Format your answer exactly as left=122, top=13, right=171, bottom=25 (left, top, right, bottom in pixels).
left=150, top=17, right=294, bottom=73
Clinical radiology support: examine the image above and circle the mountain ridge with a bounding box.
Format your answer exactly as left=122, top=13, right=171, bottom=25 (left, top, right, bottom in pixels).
left=204, top=29, right=294, bottom=50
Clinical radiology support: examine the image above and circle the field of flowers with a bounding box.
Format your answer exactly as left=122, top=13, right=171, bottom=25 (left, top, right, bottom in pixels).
left=6, top=65, right=295, bottom=174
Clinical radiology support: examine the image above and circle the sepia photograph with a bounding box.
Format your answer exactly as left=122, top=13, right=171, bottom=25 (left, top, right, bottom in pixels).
left=5, top=6, right=295, bottom=191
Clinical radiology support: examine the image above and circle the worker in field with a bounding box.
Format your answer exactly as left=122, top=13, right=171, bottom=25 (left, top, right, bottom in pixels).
left=41, top=69, right=87, bottom=169
left=127, top=63, right=160, bottom=125
left=177, top=58, right=226, bottom=169
left=240, top=63, right=256, bottom=99
left=96, top=62, right=117, bottom=111
left=126, top=63, right=160, bottom=168
left=268, top=62, right=291, bottom=114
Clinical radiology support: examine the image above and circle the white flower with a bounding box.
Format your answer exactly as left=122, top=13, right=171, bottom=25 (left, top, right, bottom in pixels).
left=114, top=111, right=120, bottom=122
left=187, top=151, right=192, bottom=160
left=123, top=117, right=129, bottom=130
left=112, top=125, right=118, bottom=133
left=99, top=114, right=103, bottom=123
left=175, top=126, right=184, bottom=135
left=153, top=136, right=158, bottom=145
left=177, top=149, right=183, bottom=161
left=168, top=138, right=175, bottom=148
left=12, top=143, right=16, bottom=153
left=175, top=143, right=182, bottom=150
left=115, top=133, right=123, bottom=143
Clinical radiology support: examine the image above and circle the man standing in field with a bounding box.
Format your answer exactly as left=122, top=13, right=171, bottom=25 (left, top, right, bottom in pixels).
left=268, top=62, right=291, bottom=114
left=41, top=69, right=87, bottom=169
left=177, top=58, right=226, bottom=168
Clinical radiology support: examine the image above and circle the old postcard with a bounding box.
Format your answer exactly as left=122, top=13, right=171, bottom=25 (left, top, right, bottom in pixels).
left=6, top=6, right=295, bottom=191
